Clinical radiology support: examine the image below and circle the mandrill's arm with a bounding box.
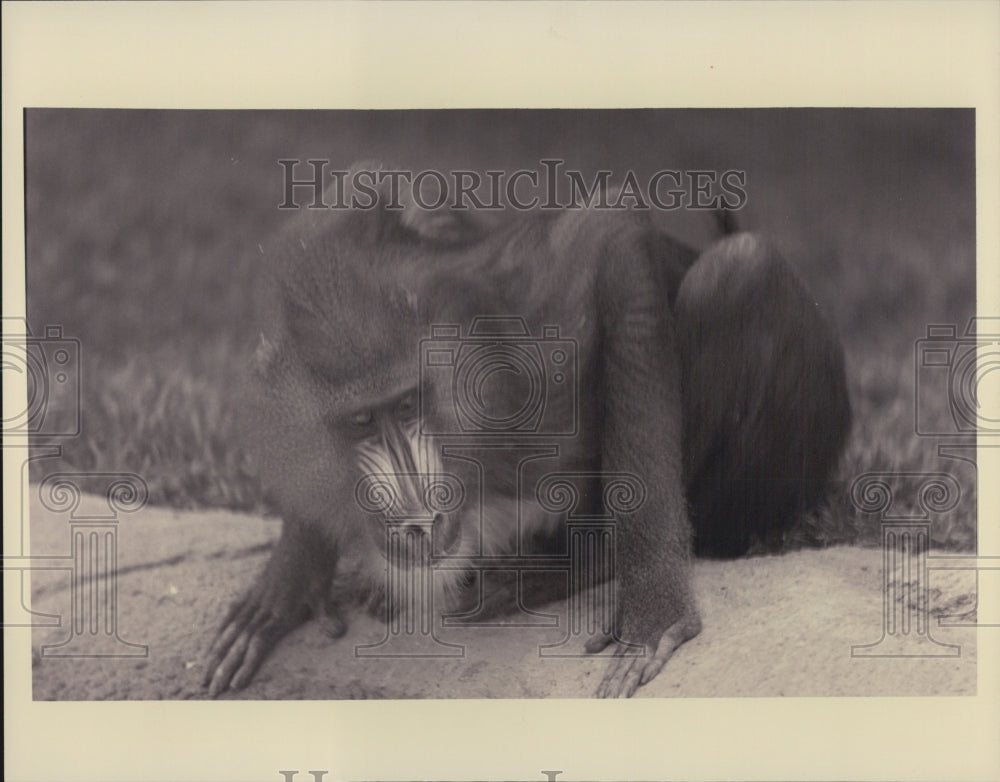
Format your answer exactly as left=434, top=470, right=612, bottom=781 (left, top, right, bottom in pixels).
left=584, top=221, right=701, bottom=698
left=203, top=519, right=346, bottom=697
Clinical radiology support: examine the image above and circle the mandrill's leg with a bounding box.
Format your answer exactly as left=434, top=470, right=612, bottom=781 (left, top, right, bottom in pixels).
left=589, top=224, right=702, bottom=698
left=202, top=520, right=343, bottom=696
left=674, top=233, right=851, bottom=558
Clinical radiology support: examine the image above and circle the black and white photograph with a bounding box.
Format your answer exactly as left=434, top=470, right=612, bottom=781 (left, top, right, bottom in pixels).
left=4, top=3, right=999, bottom=782
left=18, top=106, right=980, bottom=701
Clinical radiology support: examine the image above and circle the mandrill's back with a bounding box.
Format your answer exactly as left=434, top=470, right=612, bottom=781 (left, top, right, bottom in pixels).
left=416, top=204, right=696, bottom=347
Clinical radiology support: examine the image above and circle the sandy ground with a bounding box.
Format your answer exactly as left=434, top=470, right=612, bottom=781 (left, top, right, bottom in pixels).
left=26, top=492, right=977, bottom=700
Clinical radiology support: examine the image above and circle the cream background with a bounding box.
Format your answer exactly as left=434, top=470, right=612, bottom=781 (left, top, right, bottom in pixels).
left=3, top=2, right=998, bottom=781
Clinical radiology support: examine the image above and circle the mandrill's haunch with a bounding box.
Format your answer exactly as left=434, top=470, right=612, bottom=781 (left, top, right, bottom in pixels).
left=203, top=164, right=850, bottom=698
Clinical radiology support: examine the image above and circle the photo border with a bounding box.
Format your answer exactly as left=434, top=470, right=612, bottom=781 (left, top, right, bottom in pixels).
left=4, top=2, right=998, bottom=781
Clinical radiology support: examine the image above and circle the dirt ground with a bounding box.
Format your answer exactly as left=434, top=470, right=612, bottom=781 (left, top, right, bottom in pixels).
left=26, top=492, right=976, bottom=700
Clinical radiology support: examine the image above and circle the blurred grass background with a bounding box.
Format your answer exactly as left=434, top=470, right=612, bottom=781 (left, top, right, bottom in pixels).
left=23, top=109, right=977, bottom=550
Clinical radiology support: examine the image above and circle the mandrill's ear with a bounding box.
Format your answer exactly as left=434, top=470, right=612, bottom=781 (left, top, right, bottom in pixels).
left=339, top=160, right=486, bottom=247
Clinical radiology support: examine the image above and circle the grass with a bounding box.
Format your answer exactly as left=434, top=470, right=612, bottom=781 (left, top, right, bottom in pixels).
left=22, top=109, right=977, bottom=550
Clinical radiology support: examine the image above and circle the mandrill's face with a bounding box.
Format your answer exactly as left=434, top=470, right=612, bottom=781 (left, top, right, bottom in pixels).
left=334, top=385, right=464, bottom=569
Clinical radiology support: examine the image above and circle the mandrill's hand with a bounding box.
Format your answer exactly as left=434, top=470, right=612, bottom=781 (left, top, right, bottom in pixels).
left=202, top=525, right=343, bottom=697
left=586, top=609, right=701, bottom=698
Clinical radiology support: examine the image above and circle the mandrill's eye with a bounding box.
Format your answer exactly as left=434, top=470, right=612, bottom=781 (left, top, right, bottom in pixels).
left=397, top=392, right=419, bottom=421
left=350, top=409, right=374, bottom=428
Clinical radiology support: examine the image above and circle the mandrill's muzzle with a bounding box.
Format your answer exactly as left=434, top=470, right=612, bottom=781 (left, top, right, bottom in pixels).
left=354, top=423, right=464, bottom=565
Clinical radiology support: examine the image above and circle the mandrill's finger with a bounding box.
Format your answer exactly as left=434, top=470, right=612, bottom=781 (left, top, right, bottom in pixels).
left=597, top=653, right=645, bottom=699
left=595, top=655, right=623, bottom=698
left=584, top=632, right=614, bottom=654
left=639, top=655, right=668, bottom=686
left=203, top=620, right=243, bottom=687
left=596, top=649, right=635, bottom=698
left=214, top=597, right=246, bottom=633
left=595, top=641, right=650, bottom=698
left=207, top=630, right=252, bottom=697
left=207, top=618, right=239, bottom=658
left=206, top=598, right=256, bottom=660
left=230, top=621, right=285, bottom=690
left=615, top=658, right=645, bottom=698
left=638, top=624, right=690, bottom=686
left=203, top=608, right=256, bottom=687
left=597, top=614, right=701, bottom=696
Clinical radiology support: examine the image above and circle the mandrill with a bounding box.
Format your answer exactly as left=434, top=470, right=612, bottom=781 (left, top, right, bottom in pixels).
left=203, top=164, right=850, bottom=698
